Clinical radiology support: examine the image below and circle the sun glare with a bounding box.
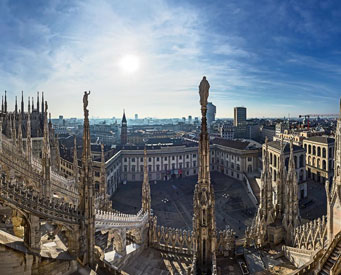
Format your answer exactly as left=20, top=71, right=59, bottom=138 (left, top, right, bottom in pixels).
left=119, top=54, right=140, bottom=73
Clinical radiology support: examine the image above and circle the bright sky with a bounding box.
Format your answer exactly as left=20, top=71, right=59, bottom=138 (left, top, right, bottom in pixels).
left=0, top=0, right=340, bottom=118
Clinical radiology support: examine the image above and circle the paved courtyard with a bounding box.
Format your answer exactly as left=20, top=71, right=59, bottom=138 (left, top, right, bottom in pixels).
left=300, top=179, right=327, bottom=221
left=111, top=172, right=256, bottom=238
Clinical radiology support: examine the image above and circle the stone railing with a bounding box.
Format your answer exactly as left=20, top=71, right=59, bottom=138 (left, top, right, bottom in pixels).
left=149, top=216, right=194, bottom=255
left=317, top=230, right=341, bottom=273
left=289, top=230, right=341, bottom=274
left=0, top=140, right=41, bottom=183
left=282, top=245, right=316, bottom=269
left=293, top=215, right=327, bottom=251
left=1, top=135, right=79, bottom=200
left=0, top=178, right=82, bottom=224
left=95, top=208, right=149, bottom=231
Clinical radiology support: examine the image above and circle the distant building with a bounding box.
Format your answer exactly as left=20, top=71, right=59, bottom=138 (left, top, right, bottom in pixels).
left=303, top=136, right=335, bottom=184
left=234, top=107, right=246, bottom=127
left=121, top=111, right=127, bottom=145
left=220, top=124, right=235, bottom=140
left=260, top=125, right=276, bottom=142
left=267, top=140, right=307, bottom=199
left=188, top=115, right=192, bottom=124
left=207, top=102, right=216, bottom=126
left=275, top=122, right=289, bottom=136
left=59, top=115, right=64, bottom=126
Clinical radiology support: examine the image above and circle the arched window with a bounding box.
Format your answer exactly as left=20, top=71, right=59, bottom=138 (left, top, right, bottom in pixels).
left=313, top=146, right=316, bottom=155
left=304, top=144, right=307, bottom=152
left=274, top=155, right=277, bottom=167
left=317, top=147, right=321, bottom=157
left=322, top=160, right=326, bottom=170
left=274, top=170, right=277, bottom=181
left=308, top=156, right=311, bottom=165
left=313, top=157, right=315, bottom=166
left=329, top=147, right=333, bottom=158
left=322, top=148, right=326, bottom=158
left=317, top=159, right=320, bottom=168
left=308, top=145, right=311, bottom=154
left=270, top=153, right=273, bottom=165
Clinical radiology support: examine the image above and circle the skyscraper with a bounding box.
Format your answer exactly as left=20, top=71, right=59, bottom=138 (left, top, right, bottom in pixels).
left=207, top=102, right=216, bottom=126
left=234, top=107, right=247, bottom=127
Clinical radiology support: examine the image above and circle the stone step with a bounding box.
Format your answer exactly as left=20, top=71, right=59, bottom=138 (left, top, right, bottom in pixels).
left=322, top=267, right=331, bottom=274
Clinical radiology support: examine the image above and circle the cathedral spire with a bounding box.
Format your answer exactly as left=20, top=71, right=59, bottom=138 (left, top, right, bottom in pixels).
left=142, top=147, right=151, bottom=215
left=80, top=91, right=95, bottom=267
left=26, top=99, right=32, bottom=164
left=282, top=139, right=300, bottom=241
left=12, top=113, right=16, bottom=145
left=192, top=77, right=216, bottom=273
left=1, top=96, right=3, bottom=113
left=37, top=92, right=40, bottom=113
left=41, top=101, right=51, bottom=197
left=4, top=91, right=7, bottom=113
left=18, top=110, right=23, bottom=152
left=73, top=135, right=79, bottom=183
left=21, top=91, right=24, bottom=115
left=42, top=92, right=44, bottom=115
left=15, top=96, right=18, bottom=114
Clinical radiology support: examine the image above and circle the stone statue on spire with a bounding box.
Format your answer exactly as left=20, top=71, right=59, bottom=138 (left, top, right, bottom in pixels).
left=199, top=76, right=210, bottom=108
left=83, top=91, right=90, bottom=117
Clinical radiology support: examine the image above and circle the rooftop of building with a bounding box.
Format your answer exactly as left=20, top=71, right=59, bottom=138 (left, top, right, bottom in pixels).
left=212, top=138, right=258, bottom=150
left=305, top=135, right=335, bottom=144
left=267, top=140, right=304, bottom=153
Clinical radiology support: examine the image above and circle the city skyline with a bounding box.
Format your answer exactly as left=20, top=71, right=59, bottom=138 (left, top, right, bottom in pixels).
left=1, top=0, right=340, bottom=118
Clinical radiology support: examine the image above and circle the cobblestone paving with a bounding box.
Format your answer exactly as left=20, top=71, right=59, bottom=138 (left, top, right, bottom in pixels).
left=111, top=172, right=256, bottom=238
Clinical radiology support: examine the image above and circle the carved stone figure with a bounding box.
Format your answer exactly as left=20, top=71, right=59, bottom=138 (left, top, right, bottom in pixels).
left=83, top=91, right=90, bottom=116
left=199, top=76, right=210, bottom=107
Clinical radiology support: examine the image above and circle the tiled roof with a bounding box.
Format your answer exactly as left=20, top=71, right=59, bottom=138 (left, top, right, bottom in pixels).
left=267, top=140, right=304, bottom=152
left=212, top=138, right=250, bottom=150
left=306, top=136, right=335, bottom=144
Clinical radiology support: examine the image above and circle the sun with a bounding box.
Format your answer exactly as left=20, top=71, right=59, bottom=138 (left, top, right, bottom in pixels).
left=119, top=54, right=140, bottom=73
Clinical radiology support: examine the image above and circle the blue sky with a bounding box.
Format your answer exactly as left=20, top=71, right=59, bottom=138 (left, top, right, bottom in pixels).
left=0, top=0, right=340, bottom=118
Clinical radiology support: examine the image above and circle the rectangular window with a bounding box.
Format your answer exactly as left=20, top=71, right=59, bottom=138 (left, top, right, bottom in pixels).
left=132, top=165, right=135, bottom=172
left=132, top=158, right=135, bottom=162
left=186, top=162, right=190, bottom=168
left=149, top=157, right=152, bottom=162
left=164, top=164, right=168, bottom=171
left=124, top=158, right=127, bottom=162
left=193, top=154, right=196, bottom=158
left=156, top=165, right=160, bottom=171
left=140, top=157, right=143, bottom=162
left=186, top=155, right=189, bottom=159
left=164, top=157, right=168, bottom=161
left=172, top=156, right=175, bottom=160
left=156, top=157, right=160, bottom=161
left=248, top=157, right=252, bottom=161
left=140, top=165, right=143, bottom=172
left=124, top=165, right=127, bottom=172
left=172, top=163, right=175, bottom=169
left=193, top=161, right=196, bottom=167
left=179, top=155, right=182, bottom=160
left=148, top=165, right=152, bottom=172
